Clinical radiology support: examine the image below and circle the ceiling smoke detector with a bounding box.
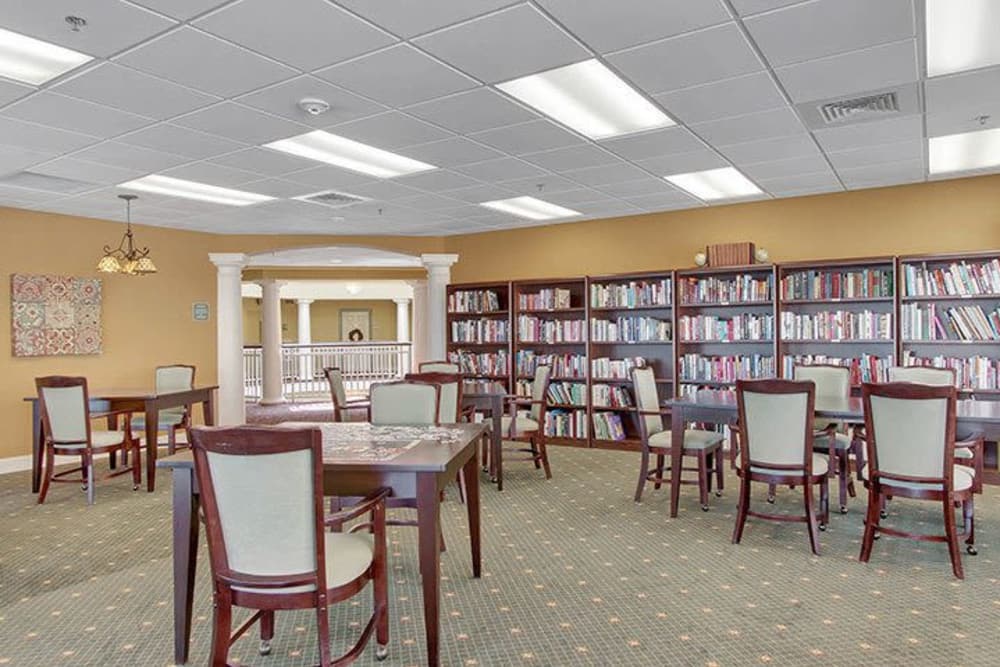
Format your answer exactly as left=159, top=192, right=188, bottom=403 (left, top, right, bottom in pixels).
left=298, top=97, right=330, bottom=116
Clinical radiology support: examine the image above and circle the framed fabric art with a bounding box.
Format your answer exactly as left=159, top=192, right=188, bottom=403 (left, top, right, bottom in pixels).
left=11, top=274, right=103, bottom=357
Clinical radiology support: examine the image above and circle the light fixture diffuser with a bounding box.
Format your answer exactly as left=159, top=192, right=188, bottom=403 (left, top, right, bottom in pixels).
left=929, top=127, right=1000, bottom=174
left=118, top=175, right=275, bottom=206
left=664, top=167, right=762, bottom=201
left=926, top=0, right=1000, bottom=77
left=497, top=59, right=674, bottom=140
left=479, top=196, right=581, bottom=221
left=264, top=130, right=436, bottom=178
left=0, top=27, right=92, bottom=85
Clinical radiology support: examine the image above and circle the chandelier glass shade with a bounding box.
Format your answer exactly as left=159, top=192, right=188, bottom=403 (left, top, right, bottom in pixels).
left=97, top=194, right=157, bottom=275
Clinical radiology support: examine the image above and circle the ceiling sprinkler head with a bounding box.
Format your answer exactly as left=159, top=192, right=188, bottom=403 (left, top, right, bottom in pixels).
left=298, top=97, right=330, bottom=116
left=65, top=16, right=87, bottom=32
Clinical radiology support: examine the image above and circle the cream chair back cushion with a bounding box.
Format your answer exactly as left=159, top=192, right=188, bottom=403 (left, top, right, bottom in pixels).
left=156, top=366, right=194, bottom=419
left=327, top=368, right=347, bottom=407
left=371, top=383, right=438, bottom=425
left=742, top=390, right=809, bottom=468
left=870, top=395, right=948, bottom=479
left=41, top=385, right=88, bottom=443
left=530, top=365, right=551, bottom=422
left=632, top=367, right=663, bottom=436
left=420, top=362, right=460, bottom=373
left=793, top=365, right=849, bottom=400
left=887, top=366, right=954, bottom=387
left=436, top=380, right=460, bottom=424
left=206, top=448, right=317, bottom=578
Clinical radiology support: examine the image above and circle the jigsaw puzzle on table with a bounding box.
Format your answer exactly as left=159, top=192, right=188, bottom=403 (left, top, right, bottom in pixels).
left=280, top=422, right=469, bottom=462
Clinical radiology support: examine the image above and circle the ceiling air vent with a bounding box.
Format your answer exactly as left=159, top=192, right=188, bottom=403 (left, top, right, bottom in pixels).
left=818, top=91, right=899, bottom=124
left=294, top=190, right=368, bottom=209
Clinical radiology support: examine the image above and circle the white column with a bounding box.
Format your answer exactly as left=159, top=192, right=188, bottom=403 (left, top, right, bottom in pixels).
left=420, top=253, right=459, bottom=362
left=208, top=253, right=247, bottom=425
left=394, top=298, right=411, bottom=342
left=258, top=279, right=286, bottom=405
left=296, top=299, right=313, bottom=381
left=410, top=280, right=428, bottom=370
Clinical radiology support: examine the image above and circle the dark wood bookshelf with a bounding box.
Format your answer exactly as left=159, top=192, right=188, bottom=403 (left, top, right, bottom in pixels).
left=446, top=281, right=512, bottom=392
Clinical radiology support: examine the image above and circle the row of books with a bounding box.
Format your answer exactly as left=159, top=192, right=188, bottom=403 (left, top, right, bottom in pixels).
left=782, top=354, right=893, bottom=384
left=448, top=289, right=501, bottom=314
left=901, top=303, right=1000, bottom=341
left=780, top=310, right=893, bottom=342
left=547, top=381, right=587, bottom=405
left=780, top=268, right=893, bottom=301
left=518, top=288, right=572, bottom=310
left=678, top=354, right=776, bottom=382
left=678, top=274, right=772, bottom=305
left=678, top=313, right=774, bottom=342
left=448, top=349, right=508, bottom=376
left=591, top=383, right=634, bottom=408
left=901, top=351, right=999, bottom=390
left=545, top=409, right=588, bottom=438
left=590, top=279, right=671, bottom=309
left=591, top=356, right=646, bottom=380
left=591, top=316, right=672, bottom=343
left=592, top=412, right=627, bottom=441
left=903, top=259, right=1000, bottom=297
left=515, top=351, right=586, bottom=378
left=517, top=316, right=586, bottom=343
left=450, top=318, right=509, bottom=344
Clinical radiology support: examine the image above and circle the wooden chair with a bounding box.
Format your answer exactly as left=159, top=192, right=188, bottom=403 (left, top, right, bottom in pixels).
left=501, top=364, right=553, bottom=479
left=406, top=371, right=476, bottom=501
left=631, top=366, right=725, bottom=510
left=886, top=366, right=984, bottom=494
left=859, top=382, right=976, bottom=579
left=369, top=380, right=440, bottom=425
left=323, top=367, right=370, bottom=422
left=131, top=364, right=195, bottom=455
left=35, top=376, right=141, bottom=505
left=733, top=379, right=830, bottom=556
left=190, top=425, right=389, bottom=665
left=418, top=360, right=460, bottom=373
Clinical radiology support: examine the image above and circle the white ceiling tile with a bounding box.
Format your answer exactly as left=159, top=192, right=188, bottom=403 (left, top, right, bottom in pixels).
left=71, top=141, right=192, bottom=172
left=116, top=123, right=246, bottom=159
left=730, top=0, right=810, bottom=16
left=195, top=0, right=395, bottom=70
left=162, top=161, right=262, bottom=187
left=405, top=88, right=537, bottom=134
left=599, top=127, right=704, bottom=160
left=282, top=164, right=377, bottom=191
left=717, top=133, right=820, bottom=163
left=238, top=178, right=314, bottom=198
left=130, top=0, right=230, bottom=20
left=336, top=0, right=517, bottom=39
left=0, top=144, right=60, bottom=176
left=635, top=149, right=730, bottom=175
left=573, top=200, right=644, bottom=217
left=757, top=170, right=843, bottom=195
left=393, top=193, right=465, bottom=211
left=594, top=177, right=683, bottom=198
left=607, top=23, right=762, bottom=94
left=0, top=1, right=175, bottom=58
left=536, top=0, right=731, bottom=53
left=544, top=188, right=623, bottom=206
left=925, top=66, right=1000, bottom=116
left=653, top=71, right=787, bottom=125
left=0, top=117, right=99, bottom=153
left=0, top=80, right=34, bottom=107
left=172, top=102, right=309, bottom=144
left=838, top=158, right=925, bottom=188
left=764, top=183, right=844, bottom=198
left=691, top=106, right=805, bottom=146
left=827, top=139, right=924, bottom=171
left=0, top=183, right=67, bottom=204
left=116, top=27, right=298, bottom=97
left=316, top=44, right=476, bottom=107
left=739, top=154, right=832, bottom=180
left=53, top=63, right=218, bottom=120
left=775, top=40, right=919, bottom=103
left=345, top=180, right=424, bottom=201
left=469, top=120, right=583, bottom=155
left=498, top=173, right=583, bottom=195
left=522, top=144, right=620, bottom=171
left=393, top=169, right=481, bottom=192
left=31, top=157, right=146, bottom=184
left=236, top=76, right=386, bottom=128
left=562, top=161, right=649, bottom=186
left=445, top=183, right=518, bottom=203
left=2, top=92, right=152, bottom=137
left=926, top=109, right=1000, bottom=138
left=0, top=171, right=99, bottom=195
left=209, top=148, right=319, bottom=176
left=813, top=114, right=923, bottom=152
left=328, top=111, right=453, bottom=148
left=624, top=190, right=702, bottom=209
left=744, top=0, right=914, bottom=67
left=455, top=157, right=548, bottom=182
left=414, top=4, right=589, bottom=83
left=402, top=137, right=505, bottom=167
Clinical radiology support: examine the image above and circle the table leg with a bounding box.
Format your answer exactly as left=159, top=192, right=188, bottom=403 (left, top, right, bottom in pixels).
left=492, top=397, right=503, bottom=492
left=462, top=452, right=482, bottom=578
left=670, top=405, right=685, bottom=518
left=416, top=472, right=441, bottom=667
left=145, top=404, right=159, bottom=492
left=202, top=392, right=216, bottom=426
left=31, top=400, right=43, bottom=493
left=171, top=467, right=199, bottom=665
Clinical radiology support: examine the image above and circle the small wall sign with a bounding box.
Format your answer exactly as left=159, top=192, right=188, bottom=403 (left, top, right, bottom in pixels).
left=192, top=302, right=210, bottom=321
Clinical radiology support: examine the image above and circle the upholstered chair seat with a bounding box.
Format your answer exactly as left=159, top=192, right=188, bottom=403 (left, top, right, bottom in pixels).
left=233, top=532, right=374, bottom=595
left=500, top=412, right=539, bottom=433
left=90, top=430, right=131, bottom=448
left=648, top=429, right=724, bottom=450
left=812, top=431, right=852, bottom=450
left=738, top=452, right=830, bottom=478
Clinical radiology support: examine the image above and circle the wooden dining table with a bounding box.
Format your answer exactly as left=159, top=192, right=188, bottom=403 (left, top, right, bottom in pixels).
left=461, top=380, right=508, bottom=489
left=157, top=421, right=485, bottom=667
left=665, top=390, right=1000, bottom=518
left=25, top=385, right=217, bottom=494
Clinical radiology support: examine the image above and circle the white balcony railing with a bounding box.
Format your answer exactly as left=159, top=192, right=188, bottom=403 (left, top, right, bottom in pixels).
left=243, top=342, right=412, bottom=402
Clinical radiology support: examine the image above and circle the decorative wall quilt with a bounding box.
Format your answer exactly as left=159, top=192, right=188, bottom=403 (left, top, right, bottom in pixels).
left=10, top=274, right=102, bottom=357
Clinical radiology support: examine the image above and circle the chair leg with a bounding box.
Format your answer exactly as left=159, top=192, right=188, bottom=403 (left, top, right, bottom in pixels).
left=37, top=444, right=54, bottom=505
left=859, top=488, right=880, bottom=564
left=766, top=482, right=776, bottom=503
left=697, top=453, right=710, bottom=511
left=819, top=477, right=829, bottom=529
left=963, top=498, right=977, bottom=555
left=209, top=594, right=232, bottom=667
left=530, top=435, right=542, bottom=470
left=634, top=447, right=650, bottom=502
left=131, top=442, right=141, bottom=490
left=714, top=449, right=724, bottom=496
left=943, top=497, right=964, bottom=579
left=328, top=497, right=344, bottom=532
left=537, top=435, right=552, bottom=480
left=837, top=451, right=850, bottom=513
left=259, top=610, right=274, bottom=655
left=732, top=476, right=750, bottom=544
left=84, top=452, right=95, bottom=505
left=316, top=604, right=332, bottom=667
left=167, top=427, right=176, bottom=456
left=804, top=481, right=820, bottom=556
left=653, top=454, right=665, bottom=490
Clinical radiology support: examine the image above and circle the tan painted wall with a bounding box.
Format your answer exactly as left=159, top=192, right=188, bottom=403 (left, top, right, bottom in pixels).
left=242, top=298, right=399, bottom=344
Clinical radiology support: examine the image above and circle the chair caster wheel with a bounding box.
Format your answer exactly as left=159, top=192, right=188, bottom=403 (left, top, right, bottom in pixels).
left=81, top=485, right=88, bottom=491
left=873, top=532, right=881, bottom=540
left=375, top=646, right=389, bottom=661
left=819, top=523, right=827, bottom=532
left=839, top=506, right=848, bottom=514
left=701, top=505, right=710, bottom=512
left=133, top=485, right=140, bottom=491
left=766, top=495, right=775, bottom=504
left=259, top=640, right=271, bottom=656
left=967, top=545, right=978, bottom=556
left=715, top=490, right=723, bottom=497
left=879, top=510, right=888, bottom=519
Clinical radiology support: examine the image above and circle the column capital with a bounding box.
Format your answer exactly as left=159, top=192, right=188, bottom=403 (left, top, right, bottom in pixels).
left=209, top=253, right=248, bottom=272
left=393, top=297, right=411, bottom=305
left=255, top=278, right=286, bottom=291
left=420, top=253, right=459, bottom=272
left=296, top=298, right=314, bottom=306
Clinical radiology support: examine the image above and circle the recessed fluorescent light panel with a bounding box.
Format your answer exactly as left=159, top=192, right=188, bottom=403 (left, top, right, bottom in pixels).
left=926, top=0, right=1000, bottom=77
left=0, top=27, right=93, bottom=85
left=479, top=196, right=581, bottom=221
left=929, top=127, right=1000, bottom=174
left=118, top=175, right=275, bottom=206
left=264, top=130, right=436, bottom=178
left=497, top=59, right=674, bottom=140
left=664, top=167, right=762, bottom=201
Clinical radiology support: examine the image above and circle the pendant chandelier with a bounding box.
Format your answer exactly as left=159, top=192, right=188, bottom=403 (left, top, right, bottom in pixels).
left=96, top=194, right=157, bottom=275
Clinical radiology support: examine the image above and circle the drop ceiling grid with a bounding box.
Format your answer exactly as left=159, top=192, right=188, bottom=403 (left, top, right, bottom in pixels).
left=0, top=0, right=993, bottom=235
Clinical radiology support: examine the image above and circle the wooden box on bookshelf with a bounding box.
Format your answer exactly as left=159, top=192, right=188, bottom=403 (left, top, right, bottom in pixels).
left=446, top=281, right=512, bottom=391
left=707, top=241, right=755, bottom=267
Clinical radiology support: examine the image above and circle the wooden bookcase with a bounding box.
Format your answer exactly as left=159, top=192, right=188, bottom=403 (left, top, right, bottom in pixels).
left=513, top=277, right=589, bottom=444
left=675, top=264, right=778, bottom=396
left=587, top=270, right=674, bottom=449
left=445, top=281, right=512, bottom=391
left=777, top=256, right=896, bottom=389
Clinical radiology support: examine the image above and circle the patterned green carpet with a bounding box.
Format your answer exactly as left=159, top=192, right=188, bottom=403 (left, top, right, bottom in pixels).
left=1, top=447, right=996, bottom=666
